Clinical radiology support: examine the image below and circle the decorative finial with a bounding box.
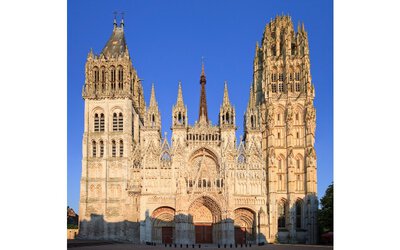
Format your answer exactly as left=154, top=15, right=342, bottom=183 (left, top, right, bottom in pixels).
left=120, top=11, right=124, bottom=29
left=113, top=11, right=117, bottom=29
left=201, top=56, right=205, bottom=76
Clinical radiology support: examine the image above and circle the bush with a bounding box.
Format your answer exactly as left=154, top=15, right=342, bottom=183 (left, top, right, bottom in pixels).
left=67, top=224, right=78, bottom=229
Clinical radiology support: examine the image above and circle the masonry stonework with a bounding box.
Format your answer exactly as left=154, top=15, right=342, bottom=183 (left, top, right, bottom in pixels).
left=78, top=15, right=318, bottom=245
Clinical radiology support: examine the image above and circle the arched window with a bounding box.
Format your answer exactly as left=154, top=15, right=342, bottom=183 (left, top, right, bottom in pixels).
left=119, top=140, right=123, bottom=157
left=93, top=67, right=99, bottom=83
left=118, top=113, right=123, bottom=131
left=272, top=83, right=277, bottom=93
left=101, top=67, right=105, bottom=83
left=296, top=201, right=302, bottom=229
left=113, top=113, right=118, bottom=131
left=278, top=202, right=287, bottom=229
left=99, top=140, right=104, bottom=157
left=291, top=43, right=296, bottom=56
left=117, top=66, right=123, bottom=86
left=94, top=113, right=100, bottom=131
left=278, top=83, right=284, bottom=92
left=100, top=113, right=105, bottom=131
left=202, top=179, right=207, bottom=188
left=250, top=115, right=254, bottom=128
left=112, top=140, right=116, bottom=157
left=295, top=72, right=301, bottom=81
left=92, top=141, right=97, bottom=157
left=278, top=159, right=282, bottom=169
left=110, top=66, right=116, bottom=90
left=278, top=73, right=284, bottom=82
left=178, top=112, right=182, bottom=124
left=216, top=179, right=220, bottom=188
left=295, top=82, right=301, bottom=92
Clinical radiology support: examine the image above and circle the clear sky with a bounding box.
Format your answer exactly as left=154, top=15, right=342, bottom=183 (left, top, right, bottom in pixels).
left=68, top=0, right=333, bottom=212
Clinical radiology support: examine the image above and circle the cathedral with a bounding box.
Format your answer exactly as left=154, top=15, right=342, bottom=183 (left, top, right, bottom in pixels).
left=78, top=15, right=318, bottom=245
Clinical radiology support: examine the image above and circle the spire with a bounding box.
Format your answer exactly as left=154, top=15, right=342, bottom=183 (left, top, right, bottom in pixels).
left=223, top=81, right=231, bottom=106
left=176, top=81, right=184, bottom=106
left=149, top=83, right=158, bottom=108
left=101, top=16, right=127, bottom=58
left=248, top=84, right=255, bottom=109
left=198, top=62, right=208, bottom=123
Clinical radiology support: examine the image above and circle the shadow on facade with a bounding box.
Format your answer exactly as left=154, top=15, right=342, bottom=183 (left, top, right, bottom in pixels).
left=76, top=213, right=266, bottom=245
left=275, top=193, right=318, bottom=244
left=77, top=193, right=317, bottom=245
left=77, top=214, right=140, bottom=242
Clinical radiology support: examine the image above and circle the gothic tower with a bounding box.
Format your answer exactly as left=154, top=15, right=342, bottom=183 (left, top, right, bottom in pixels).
left=246, top=15, right=318, bottom=244
left=79, top=17, right=144, bottom=241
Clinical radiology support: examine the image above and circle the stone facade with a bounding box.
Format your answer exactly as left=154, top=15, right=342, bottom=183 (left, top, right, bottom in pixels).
left=78, top=15, right=318, bottom=245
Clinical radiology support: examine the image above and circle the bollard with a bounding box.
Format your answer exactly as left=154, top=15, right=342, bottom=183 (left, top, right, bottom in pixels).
left=249, top=244, right=251, bottom=247
left=224, top=244, right=226, bottom=248
left=175, top=244, right=177, bottom=248
left=181, top=244, right=182, bottom=248
left=187, top=244, right=188, bottom=248
left=199, top=244, right=201, bottom=248
left=218, top=244, right=220, bottom=248
left=235, top=244, right=237, bottom=248
left=245, top=244, right=247, bottom=247
left=192, top=244, right=195, bottom=248
left=170, top=244, right=172, bottom=247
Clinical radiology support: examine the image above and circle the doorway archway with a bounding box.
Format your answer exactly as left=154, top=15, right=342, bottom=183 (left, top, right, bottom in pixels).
left=189, top=196, right=222, bottom=244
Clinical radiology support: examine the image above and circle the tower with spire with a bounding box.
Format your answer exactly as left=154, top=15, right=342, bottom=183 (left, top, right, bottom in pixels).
left=79, top=16, right=145, bottom=242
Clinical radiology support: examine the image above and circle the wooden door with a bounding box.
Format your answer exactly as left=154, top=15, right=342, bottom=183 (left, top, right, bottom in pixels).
left=162, top=227, right=173, bottom=244
left=235, top=227, right=246, bottom=244
left=195, top=224, right=213, bottom=243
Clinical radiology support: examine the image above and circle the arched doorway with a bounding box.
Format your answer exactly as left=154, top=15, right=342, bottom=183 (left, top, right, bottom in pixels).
left=189, top=196, right=222, bottom=244
left=151, top=207, right=175, bottom=244
left=234, top=208, right=256, bottom=244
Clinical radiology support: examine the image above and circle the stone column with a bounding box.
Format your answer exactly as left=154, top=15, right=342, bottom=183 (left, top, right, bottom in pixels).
left=226, top=218, right=235, bottom=245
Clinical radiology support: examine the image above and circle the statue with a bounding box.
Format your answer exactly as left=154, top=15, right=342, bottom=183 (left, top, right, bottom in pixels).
left=268, top=147, right=276, bottom=166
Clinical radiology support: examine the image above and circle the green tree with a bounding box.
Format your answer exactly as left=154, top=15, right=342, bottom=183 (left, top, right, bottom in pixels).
left=318, top=183, right=333, bottom=233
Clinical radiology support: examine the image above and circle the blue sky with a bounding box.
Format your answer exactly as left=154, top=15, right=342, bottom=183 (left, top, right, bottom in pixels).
left=68, top=0, right=333, bottom=212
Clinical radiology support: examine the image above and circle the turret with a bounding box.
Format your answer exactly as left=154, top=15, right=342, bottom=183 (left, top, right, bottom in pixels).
left=172, top=81, right=187, bottom=128
left=219, top=81, right=235, bottom=127
left=145, top=84, right=161, bottom=132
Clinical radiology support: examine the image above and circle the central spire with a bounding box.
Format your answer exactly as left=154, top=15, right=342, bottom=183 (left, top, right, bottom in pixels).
left=198, top=61, right=209, bottom=123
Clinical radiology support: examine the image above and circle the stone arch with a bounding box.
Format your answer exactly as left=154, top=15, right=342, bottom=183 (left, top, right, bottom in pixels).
left=234, top=207, right=256, bottom=244
left=189, top=195, right=222, bottom=223
left=151, top=206, right=176, bottom=243
left=188, top=195, right=223, bottom=244
left=188, top=147, right=221, bottom=189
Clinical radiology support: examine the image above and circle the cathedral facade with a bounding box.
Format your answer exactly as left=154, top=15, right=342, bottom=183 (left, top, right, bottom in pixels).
left=78, top=15, right=318, bottom=245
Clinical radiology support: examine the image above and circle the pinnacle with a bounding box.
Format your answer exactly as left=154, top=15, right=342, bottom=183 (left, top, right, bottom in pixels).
left=176, top=81, right=184, bottom=106
left=223, top=81, right=231, bottom=106
left=149, top=83, right=158, bottom=108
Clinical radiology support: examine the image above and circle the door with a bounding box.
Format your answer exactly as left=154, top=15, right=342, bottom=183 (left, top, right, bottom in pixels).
left=195, top=224, right=213, bottom=243
left=235, top=227, right=246, bottom=244
left=162, top=227, right=173, bottom=244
